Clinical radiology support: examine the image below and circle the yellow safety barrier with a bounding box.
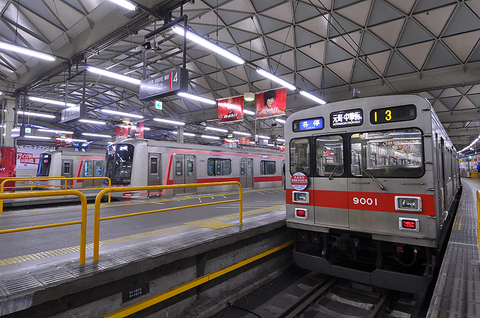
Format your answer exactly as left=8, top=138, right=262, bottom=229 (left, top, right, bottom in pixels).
left=103, top=240, right=293, bottom=318
left=477, top=190, right=480, bottom=263
left=0, top=190, right=88, bottom=264
left=0, top=177, right=112, bottom=213
left=93, top=182, right=243, bottom=261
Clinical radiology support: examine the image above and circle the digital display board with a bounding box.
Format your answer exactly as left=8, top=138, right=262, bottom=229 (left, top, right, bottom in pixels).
left=293, top=117, right=324, bottom=132
left=330, top=109, right=363, bottom=128
left=370, top=104, right=416, bottom=124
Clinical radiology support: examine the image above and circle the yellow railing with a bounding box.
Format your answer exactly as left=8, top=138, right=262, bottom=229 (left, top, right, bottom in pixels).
left=0, top=177, right=112, bottom=213
left=0, top=190, right=88, bottom=264
left=93, top=181, right=243, bottom=261
left=477, top=190, right=480, bottom=263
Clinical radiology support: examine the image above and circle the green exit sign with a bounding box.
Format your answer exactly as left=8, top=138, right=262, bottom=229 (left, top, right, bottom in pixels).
left=155, top=100, right=162, bottom=110
left=25, top=127, right=31, bottom=133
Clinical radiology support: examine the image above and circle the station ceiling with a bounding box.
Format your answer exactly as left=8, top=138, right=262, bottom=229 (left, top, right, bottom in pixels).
left=1, top=0, right=480, bottom=151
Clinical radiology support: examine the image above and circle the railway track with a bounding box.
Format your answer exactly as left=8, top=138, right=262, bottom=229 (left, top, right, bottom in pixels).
left=213, top=268, right=428, bottom=318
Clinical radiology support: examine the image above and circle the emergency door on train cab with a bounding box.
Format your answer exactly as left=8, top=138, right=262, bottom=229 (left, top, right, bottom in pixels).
left=148, top=153, right=161, bottom=197
left=173, top=154, right=196, bottom=195
left=239, top=157, right=253, bottom=188
left=62, top=159, right=73, bottom=188
left=281, top=160, right=286, bottom=189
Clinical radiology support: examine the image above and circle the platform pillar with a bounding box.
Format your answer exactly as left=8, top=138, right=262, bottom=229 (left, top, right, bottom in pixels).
left=2, top=97, right=16, bottom=147
left=177, top=126, right=184, bottom=143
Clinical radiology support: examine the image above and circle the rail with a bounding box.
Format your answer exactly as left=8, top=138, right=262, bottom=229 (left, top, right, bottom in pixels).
left=0, top=177, right=112, bottom=213
left=93, top=181, right=243, bottom=261
left=0, top=190, right=88, bottom=264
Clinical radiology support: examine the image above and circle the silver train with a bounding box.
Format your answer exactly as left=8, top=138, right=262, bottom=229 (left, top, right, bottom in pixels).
left=36, top=149, right=106, bottom=189
left=104, top=139, right=285, bottom=198
left=285, top=95, right=461, bottom=293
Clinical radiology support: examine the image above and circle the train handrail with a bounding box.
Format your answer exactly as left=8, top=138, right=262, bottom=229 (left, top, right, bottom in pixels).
left=0, top=190, right=88, bottom=264
left=477, top=190, right=480, bottom=264
left=93, top=181, right=243, bottom=261
left=0, top=177, right=112, bottom=213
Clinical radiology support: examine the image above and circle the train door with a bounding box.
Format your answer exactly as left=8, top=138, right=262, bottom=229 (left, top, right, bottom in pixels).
left=83, top=160, right=94, bottom=188
left=62, top=159, right=73, bottom=188
left=173, top=154, right=196, bottom=195
left=239, top=158, right=254, bottom=189
left=148, top=153, right=161, bottom=197
left=94, top=160, right=104, bottom=186
left=281, top=160, right=286, bottom=189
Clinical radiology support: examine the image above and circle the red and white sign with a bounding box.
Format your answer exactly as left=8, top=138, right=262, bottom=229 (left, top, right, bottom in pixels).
left=291, top=172, right=308, bottom=191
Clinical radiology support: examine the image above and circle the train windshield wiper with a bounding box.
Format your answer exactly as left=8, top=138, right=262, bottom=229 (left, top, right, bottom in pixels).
left=357, top=162, right=387, bottom=191
left=328, top=164, right=340, bottom=180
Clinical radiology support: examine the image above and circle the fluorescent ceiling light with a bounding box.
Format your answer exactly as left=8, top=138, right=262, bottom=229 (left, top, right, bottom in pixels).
left=277, top=138, right=285, bottom=142
left=172, top=131, right=196, bottom=137
left=300, top=90, right=326, bottom=105
left=24, top=136, right=52, bottom=140
left=206, top=126, right=228, bottom=133
left=201, top=135, right=220, bottom=140
left=87, top=66, right=141, bottom=85
left=108, top=0, right=136, bottom=10
left=102, top=109, right=143, bottom=119
left=56, top=138, right=88, bottom=142
left=256, top=68, right=296, bottom=91
left=153, top=118, right=185, bottom=126
left=82, top=133, right=112, bottom=138
left=38, top=129, right=74, bottom=134
left=243, top=109, right=255, bottom=116
left=275, top=118, right=286, bottom=124
left=233, top=131, right=251, bottom=136
left=19, top=111, right=56, bottom=119
left=257, top=135, right=270, bottom=139
left=79, top=119, right=106, bottom=125
left=0, top=41, right=56, bottom=61
left=172, top=26, right=245, bottom=65
left=178, top=92, right=216, bottom=105
left=29, top=96, right=76, bottom=107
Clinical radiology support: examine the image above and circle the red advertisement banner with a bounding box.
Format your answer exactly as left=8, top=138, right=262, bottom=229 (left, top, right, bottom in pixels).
left=218, top=96, right=244, bottom=123
left=255, top=87, right=287, bottom=119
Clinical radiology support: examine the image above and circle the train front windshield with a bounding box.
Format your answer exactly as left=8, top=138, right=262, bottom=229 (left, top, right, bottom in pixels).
left=290, top=128, right=423, bottom=178
left=105, top=144, right=134, bottom=185
left=37, top=153, right=51, bottom=177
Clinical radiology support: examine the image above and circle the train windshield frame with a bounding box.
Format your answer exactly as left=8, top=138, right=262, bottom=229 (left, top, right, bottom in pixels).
left=289, top=127, right=424, bottom=178
left=105, top=144, right=134, bottom=185
left=36, top=153, right=51, bottom=177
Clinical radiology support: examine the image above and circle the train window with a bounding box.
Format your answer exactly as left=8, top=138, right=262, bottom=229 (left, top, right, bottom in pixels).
left=350, top=128, right=423, bottom=178
left=208, top=158, right=232, bottom=176
left=104, top=144, right=134, bottom=184
left=95, top=162, right=103, bottom=177
left=84, top=161, right=93, bottom=176
left=290, top=138, right=310, bottom=175
left=150, top=157, right=158, bottom=174
left=187, top=158, right=194, bottom=177
left=64, top=162, right=71, bottom=174
left=261, top=161, right=276, bottom=175
left=37, top=153, right=51, bottom=177
left=316, top=135, right=344, bottom=177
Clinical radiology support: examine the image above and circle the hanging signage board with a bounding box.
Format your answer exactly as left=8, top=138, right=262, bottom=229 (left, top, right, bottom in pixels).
left=61, top=104, right=86, bottom=123
left=139, top=68, right=188, bottom=101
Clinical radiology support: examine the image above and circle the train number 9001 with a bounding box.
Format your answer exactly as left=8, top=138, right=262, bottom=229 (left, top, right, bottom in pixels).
left=352, top=197, right=378, bottom=206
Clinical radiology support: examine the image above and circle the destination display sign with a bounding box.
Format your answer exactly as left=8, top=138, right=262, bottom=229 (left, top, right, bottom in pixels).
left=330, top=109, right=363, bottom=128
left=370, top=104, right=417, bottom=124
left=293, top=117, right=324, bottom=132
left=139, top=68, right=188, bottom=101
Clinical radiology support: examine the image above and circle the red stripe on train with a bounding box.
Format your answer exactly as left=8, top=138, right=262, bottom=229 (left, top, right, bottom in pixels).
left=286, top=189, right=435, bottom=216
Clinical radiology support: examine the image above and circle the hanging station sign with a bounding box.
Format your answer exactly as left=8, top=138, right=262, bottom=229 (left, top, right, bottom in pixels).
left=139, top=68, right=188, bottom=101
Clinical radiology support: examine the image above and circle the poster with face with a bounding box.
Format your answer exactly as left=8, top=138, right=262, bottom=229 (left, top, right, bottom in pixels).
left=255, top=87, right=287, bottom=119
left=218, top=96, right=244, bottom=123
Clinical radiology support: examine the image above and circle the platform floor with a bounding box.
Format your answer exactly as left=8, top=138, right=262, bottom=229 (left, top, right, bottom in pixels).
left=428, top=179, right=480, bottom=317
left=0, top=188, right=287, bottom=316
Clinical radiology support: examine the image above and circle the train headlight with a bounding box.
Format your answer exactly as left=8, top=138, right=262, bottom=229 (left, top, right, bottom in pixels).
left=399, top=217, right=419, bottom=232
left=295, top=208, right=308, bottom=219
left=394, top=196, right=422, bottom=212
left=293, top=191, right=309, bottom=204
